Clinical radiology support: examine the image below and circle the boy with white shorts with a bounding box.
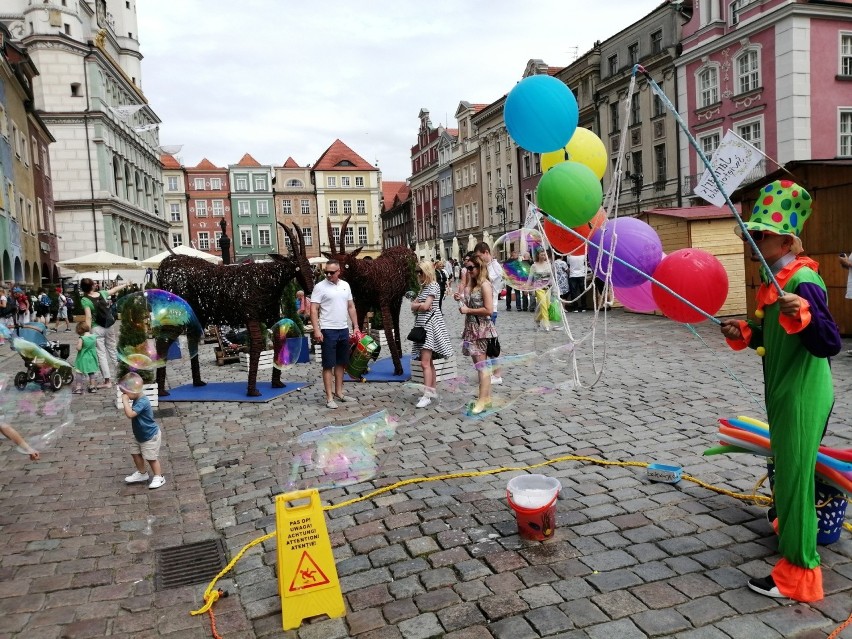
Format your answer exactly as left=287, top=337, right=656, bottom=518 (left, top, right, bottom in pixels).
left=119, top=372, right=165, bottom=489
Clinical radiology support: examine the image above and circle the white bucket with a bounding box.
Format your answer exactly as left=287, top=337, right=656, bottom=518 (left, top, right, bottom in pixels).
left=506, top=474, right=561, bottom=508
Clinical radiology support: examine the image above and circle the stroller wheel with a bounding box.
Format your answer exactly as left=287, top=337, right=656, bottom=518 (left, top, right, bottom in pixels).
left=14, top=371, right=28, bottom=390
left=26, top=367, right=36, bottom=381
left=50, top=371, right=63, bottom=391
left=62, top=367, right=74, bottom=385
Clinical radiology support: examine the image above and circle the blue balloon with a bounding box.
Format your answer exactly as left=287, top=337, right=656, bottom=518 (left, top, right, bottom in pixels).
left=504, top=75, right=579, bottom=153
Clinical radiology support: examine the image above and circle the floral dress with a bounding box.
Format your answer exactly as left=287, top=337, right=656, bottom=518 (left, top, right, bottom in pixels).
left=411, top=282, right=454, bottom=360
left=461, top=287, right=497, bottom=357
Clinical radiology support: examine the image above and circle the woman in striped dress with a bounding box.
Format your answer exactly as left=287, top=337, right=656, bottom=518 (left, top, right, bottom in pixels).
left=410, top=261, right=454, bottom=408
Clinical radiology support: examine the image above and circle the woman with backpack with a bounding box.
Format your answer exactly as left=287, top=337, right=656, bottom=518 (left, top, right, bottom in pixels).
left=79, top=278, right=130, bottom=389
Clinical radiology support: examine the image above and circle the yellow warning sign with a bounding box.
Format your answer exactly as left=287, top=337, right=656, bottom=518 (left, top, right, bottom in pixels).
left=275, top=489, right=345, bottom=630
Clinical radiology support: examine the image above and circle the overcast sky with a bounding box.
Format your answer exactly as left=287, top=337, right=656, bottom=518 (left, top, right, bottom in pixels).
left=136, top=1, right=658, bottom=181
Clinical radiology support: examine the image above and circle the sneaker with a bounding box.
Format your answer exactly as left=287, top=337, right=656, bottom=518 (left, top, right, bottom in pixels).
left=333, top=394, right=357, bottom=403
left=416, top=396, right=432, bottom=408
left=490, top=376, right=503, bottom=385
left=125, top=471, right=149, bottom=484
left=148, top=475, right=165, bottom=490
left=747, top=575, right=784, bottom=598
left=325, top=399, right=339, bottom=409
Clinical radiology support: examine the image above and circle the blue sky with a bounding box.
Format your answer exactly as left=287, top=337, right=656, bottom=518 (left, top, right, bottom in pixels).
left=137, top=1, right=657, bottom=181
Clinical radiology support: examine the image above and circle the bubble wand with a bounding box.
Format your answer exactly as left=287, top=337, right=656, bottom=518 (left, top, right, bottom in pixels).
left=632, top=64, right=784, bottom=298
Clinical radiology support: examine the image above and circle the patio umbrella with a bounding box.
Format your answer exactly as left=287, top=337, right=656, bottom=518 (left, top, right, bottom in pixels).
left=451, top=237, right=459, bottom=261
left=467, top=234, right=476, bottom=253
left=438, top=239, right=446, bottom=260
left=58, top=250, right=142, bottom=273
left=141, top=245, right=222, bottom=268
left=308, top=256, right=328, bottom=265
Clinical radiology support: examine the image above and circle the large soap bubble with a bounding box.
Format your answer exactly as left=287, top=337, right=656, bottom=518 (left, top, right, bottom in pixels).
left=0, top=374, right=74, bottom=457
left=116, top=289, right=203, bottom=371
left=271, top=319, right=303, bottom=371
left=493, top=229, right=549, bottom=292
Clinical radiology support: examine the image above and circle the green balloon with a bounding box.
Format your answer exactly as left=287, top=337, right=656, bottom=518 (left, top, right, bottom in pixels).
left=536, top=161, right=602, bottom=228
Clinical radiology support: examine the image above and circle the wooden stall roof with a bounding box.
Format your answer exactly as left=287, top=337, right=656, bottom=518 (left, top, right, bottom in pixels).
left=644, top=204, right=740, bottom=220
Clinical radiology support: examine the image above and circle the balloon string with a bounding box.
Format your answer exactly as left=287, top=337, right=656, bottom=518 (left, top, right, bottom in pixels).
left=632, top=64, right=784, bottom=298
left=538, top=211, right=722, bottom=326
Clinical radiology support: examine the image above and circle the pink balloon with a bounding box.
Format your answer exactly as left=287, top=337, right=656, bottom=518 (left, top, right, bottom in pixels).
left=614, top=281, right=658, bottom=313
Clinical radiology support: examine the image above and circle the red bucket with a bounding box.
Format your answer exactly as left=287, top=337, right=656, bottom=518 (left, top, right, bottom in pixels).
left=507, top=475, right=561, bottom=541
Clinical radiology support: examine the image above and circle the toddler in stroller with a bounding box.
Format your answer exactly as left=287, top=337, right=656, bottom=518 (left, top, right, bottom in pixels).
left=10, top=322, right=74, bottom=391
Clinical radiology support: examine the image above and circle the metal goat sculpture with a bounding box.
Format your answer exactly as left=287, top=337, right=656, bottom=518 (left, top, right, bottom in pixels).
left=156, top=222, right=314, bottom=396
left=323, top=215, right=416, bottom=376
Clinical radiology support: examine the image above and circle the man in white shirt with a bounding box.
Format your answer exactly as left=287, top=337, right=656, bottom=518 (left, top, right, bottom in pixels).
left=474, top=242, right=505, bottom=384
left=310, top=260, right=360, bottom=409
left=567, top=252, right=588, bottom=312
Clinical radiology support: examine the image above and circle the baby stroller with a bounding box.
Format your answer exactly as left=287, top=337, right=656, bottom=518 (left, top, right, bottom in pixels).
left=10, top=322, right=73, bottom=391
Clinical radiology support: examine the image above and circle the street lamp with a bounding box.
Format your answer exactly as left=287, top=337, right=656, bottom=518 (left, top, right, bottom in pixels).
left=495, top=186, right=507, bottom=257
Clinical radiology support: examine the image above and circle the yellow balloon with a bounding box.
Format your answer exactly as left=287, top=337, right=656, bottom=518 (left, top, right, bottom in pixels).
left=541, top=128, right=607, bottom=179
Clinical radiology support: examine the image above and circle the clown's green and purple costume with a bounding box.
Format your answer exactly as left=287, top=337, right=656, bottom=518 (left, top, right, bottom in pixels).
left=726, top=181, right=842, bottom=602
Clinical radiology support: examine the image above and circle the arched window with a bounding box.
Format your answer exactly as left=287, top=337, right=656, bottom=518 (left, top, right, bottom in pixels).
left=113, top=156, right=123, bottom=197
left=736, top=48, right=760, bottom=94
left=125, top=165, right=134, bottom=204
left=286, top=179, right=303, bottom=188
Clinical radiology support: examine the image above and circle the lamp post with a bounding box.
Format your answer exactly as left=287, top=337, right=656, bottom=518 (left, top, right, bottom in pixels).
left=495, top=186, right=507, bottom=257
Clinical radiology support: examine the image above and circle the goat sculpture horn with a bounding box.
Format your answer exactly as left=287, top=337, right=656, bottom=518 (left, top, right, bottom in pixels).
left=340, top=215, right=353, bottom=254
left=327, top=217, right=337, bottom=255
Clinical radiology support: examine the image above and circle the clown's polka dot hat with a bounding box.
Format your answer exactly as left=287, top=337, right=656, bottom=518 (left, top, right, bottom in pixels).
left=743, top=179, right=811, bottom=236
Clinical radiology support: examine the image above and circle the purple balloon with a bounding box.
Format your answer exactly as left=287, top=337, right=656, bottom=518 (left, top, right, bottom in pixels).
left=588, top=218, right=663, bottom=288
left=614, top=281, right=658, bottom=313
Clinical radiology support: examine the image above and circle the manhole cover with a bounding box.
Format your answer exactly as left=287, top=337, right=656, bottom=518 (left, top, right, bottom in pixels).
left=154, top=539, right=227, bottom=591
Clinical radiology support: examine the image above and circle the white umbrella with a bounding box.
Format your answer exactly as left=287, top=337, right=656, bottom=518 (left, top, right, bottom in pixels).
left=141, top=245, right=222, bottom=268
left=308, top=256, right=328, bottom=265
left=437, top=239, right=445, bottom=260
left=58, top=250, right=142, bottom=272
left=451, top=236, right=459, bottom=260
left=467, top=234, right=476, bottom=253
left=483, top=231, right=494, bottom=249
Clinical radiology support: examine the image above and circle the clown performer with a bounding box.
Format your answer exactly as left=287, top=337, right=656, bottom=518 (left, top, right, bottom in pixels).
left=720, top=180, right=842, bottom=602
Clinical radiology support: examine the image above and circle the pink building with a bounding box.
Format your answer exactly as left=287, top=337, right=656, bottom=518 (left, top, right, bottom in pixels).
left=677, top=0, right=852, bottom=191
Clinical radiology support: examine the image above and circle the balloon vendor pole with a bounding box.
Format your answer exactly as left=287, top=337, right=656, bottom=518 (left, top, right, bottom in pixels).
left=539, top=211, right=722, bottom=326
left=632, top=64, right=784, bottom=297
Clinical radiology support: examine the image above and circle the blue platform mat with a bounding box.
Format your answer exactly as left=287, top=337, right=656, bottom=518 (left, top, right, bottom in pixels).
left=158, top=381, right=310, bottom=403
left=345, top=354, right=411, bottom=383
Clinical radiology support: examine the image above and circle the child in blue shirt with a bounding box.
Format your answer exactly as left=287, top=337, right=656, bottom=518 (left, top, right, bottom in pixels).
left=119, top=372, right=165, bottom=489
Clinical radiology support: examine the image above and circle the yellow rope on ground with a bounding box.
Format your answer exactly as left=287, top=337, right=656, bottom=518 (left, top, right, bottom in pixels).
left=190, top=453, right=852, bottom=621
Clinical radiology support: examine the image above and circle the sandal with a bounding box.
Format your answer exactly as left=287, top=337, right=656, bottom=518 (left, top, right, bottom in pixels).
left=97, top=382, right=112, bottom=389
left=88, top=387, right=97, bottom=393
left=72, top=388, right=83, bottom=395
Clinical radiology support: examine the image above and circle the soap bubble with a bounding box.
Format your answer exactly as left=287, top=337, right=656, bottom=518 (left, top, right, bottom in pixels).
left=116, top=289, right=203, bottom=372
left=285, top=410, right=399, bottom=490
left=271, top=319, right=303, bottom=371
left=118, top=372, right=144, bottom=395
left=492, top=229, right=550, bottom=292
left=0, top=374, right=74, bottom=457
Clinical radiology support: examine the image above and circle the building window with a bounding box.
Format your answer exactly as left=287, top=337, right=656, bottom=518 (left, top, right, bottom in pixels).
left=172, top=233, right=182, bottom=247
left=698, top=67, right=719, bottom=107
left=329, top=200, right=339, bottom=216
left=654, top=144, right=666, bottom=187
left=344, top=226, right=354, bottom=245
left=630, top=98, right=640, bottom=126
left=211, top=177, right=221, bottom=190
left=472, top=202, right=479, bottom=227
left=735, top=118, right=763, bottom=150
left=698, top=131, right=721, bottom=161
left=240, top=227, right=252, bottom=247
left=355, top=176, right=364, bottom=187
left=471, top=164, right=478, bottom=184
left=628, top=42, right=639, bottom=66
left=194, top=177, right=205, bottom=190
left=343, top=200, right=352, bottom=216
left=170, top=203, right=181, bottom=222
left=653, top=94, right=665, bottom=118
left=32, top=137, right=38, bottom=166
left=167, top=176, right=179, bottom=191
left=215, top=232, right=222, bottom=248
left=236, top=177, right=248, bottom=191
left=356, top=199, right=366, bottom=215
left=609, top=101, right=619, bottom=132
left=302, top=227, right=313, bottom=245
left=736, top=49, right=759, bottom=94
left=286, top=179, right=302, bottom=187
left=341, top=176, right=350, bottom=187
left=258, top=226, right=271, bottom=246
left=282, top=199, right=292, bottom=215
left=332, top=226, right=341, bottom=244
left=254, top=176, right=266, bottom=191
left=198, top=232, right=210, bottom=250
left=327, top=176, right=337, bottom=187
left=651, top=29, right=663, bottom=55
left=257, top=200, right=269, bottom=216
left=301, top=199, right=310, bottom=214
left=212, top=200, right=224, bottom=216
left=196, top=200, right=207, bottom=217
left=358, top=226, right=367, bottom=245
left=839, top=109, right=852, bottom=156
left=454, top=169, right=462, bottom=190
left=238, top=201, right=250, bottom=216
left=608, top=54, right=618, bottom=76
left=842, top=34, right=852, bottom=76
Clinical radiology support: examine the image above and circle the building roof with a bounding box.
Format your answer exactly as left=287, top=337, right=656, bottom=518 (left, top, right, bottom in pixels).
left=645, top=204, right=740, bottom=220
left=382, top=181, right=409, bottom=211
left=192, top=158, right=221, bottom=170
left=234, top=153, right=262, bottom=167
left=282, top=157, right=300, bottom=168
left=160, top=153, right=181, bottom=169
left=313, top=139, right=375, bottom=171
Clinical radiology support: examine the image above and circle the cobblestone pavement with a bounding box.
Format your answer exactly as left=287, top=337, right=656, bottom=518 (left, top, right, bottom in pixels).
left=1, top=303, right=851, bottom=639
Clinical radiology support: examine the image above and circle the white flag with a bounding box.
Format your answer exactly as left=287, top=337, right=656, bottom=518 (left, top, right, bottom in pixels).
left=693, top=130, right=763, bottom=207
left=109, top=105, right=144, bottom=121
left=523, top=202, right=542, bottom=229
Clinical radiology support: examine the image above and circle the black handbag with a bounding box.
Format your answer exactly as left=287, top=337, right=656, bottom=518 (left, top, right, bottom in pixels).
left=486, top=337, right=501, bottom=358
left=406, top=310, right=434, bottom=342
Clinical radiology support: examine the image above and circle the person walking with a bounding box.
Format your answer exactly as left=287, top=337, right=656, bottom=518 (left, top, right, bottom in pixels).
left=720, top=180, right=841, bottom=602
left=531, top=250, right=553, bottom=330
left=567, top=252, right=588, bottom=312
left=309, top=259, right=360, bottom=409
left=53, top=287, right=71, bottom=332
left=79, top=277, right=129, bottom=389
left=473, top=242, right=505, bottom=385
left=434, top=260, right=448, bottom=310
left=410, top=261, right=454, bottom=408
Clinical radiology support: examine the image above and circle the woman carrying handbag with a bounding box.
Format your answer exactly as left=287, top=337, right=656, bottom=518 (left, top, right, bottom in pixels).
left=409, top=261, right=454, bottom=408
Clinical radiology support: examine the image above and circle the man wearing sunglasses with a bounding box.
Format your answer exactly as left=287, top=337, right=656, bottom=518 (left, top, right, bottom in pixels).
left=720, top=180, right=841, bottom=603
left=310, top=260, right=360, bottom=409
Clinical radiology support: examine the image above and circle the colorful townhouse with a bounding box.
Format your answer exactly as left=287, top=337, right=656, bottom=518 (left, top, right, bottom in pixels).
left=161, top=153, right=187, bottom=249
left=229, top=153, right=275, bottom=261
left=273, top=157, right=319, bottom=259
left=409, top=109, right=444, bottom=258
left=185, top=158, right=230, bottom=260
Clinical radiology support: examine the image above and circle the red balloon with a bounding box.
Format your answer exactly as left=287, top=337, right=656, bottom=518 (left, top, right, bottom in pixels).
left=543, top=209, right=606, bottom=255
left=651, top=249, right=728, bottom=323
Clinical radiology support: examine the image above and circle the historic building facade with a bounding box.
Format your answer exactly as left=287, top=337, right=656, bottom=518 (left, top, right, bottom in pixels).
left=273, top=157, right=319, bottom=259
left=229, top=153, right=275, bottom=261
left=408, top=109, right=443, bottom=258
left=185, top=158, right=230, bottom=260
left=161, top=153, right=186, bottom=251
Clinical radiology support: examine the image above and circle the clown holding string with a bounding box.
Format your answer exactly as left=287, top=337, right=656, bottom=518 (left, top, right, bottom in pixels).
left=720, top=180, right=842, bottom=602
